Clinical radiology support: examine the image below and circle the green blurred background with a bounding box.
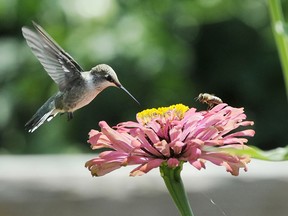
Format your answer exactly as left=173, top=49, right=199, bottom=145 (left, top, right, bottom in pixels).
left=0, top=0, right=287, bottom=154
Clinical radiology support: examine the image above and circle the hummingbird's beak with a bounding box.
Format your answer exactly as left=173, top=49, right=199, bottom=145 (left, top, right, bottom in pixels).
left=118, top=84, right=140, bottom=105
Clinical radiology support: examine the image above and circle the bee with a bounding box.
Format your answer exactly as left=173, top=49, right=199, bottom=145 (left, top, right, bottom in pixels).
left=196, top=93, right=223, bottom=109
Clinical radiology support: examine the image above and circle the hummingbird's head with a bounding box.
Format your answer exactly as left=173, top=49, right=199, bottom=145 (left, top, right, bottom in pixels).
left=91, top=64, right=140, bottom=105
left=91, top=64, right=121, bottom=88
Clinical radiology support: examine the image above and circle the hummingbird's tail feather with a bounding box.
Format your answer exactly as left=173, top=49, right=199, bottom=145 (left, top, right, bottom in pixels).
left=25, top=96, right=58, bottom=133
left=25, top=110, right=58, bottom=133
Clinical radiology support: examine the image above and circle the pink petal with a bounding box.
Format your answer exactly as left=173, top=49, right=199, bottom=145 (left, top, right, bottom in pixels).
left=203, top=140, right=224, bottom=146
left=169, top=126, right=182, bottom=142
left=146, top=121, right=162, bottom=136
left=126, top=155, right=150, bottom=165
left=154, top=140, right=170, bottom=157
left=143, top=128, right=161, bottom=144
left=170, top=141, right=185, bottom=155
left=201, top=152, right=250, bottom=176
left=130, top=159, right=164, bottom=176
left=221, top=159, right=250, bottom=176
left=88, top=129, right=99, bottom=138
left=130, top=139, right=142, bottom=148
left=210, top=103, right=228, bottom=112
left=201, top=152, right=238, bottom=165
left=87, top=161, right=122, bottom=176
left=88, top=130, right=112, bottom=149
left=189, top=160, right=206, bottom=170
left=225, top=129, right=255, bottom=138
left=99, top=121, right=134, bottom=152
left=181, top=141, right=202, bottom=160
left=182, top=110, right=203, bottom=132
left=237, top=121, right=254, bottom=126
left=195, top=126, right=219, bottom=140
left=85, top=151, right=130, bottom=176
left=222, top=137, right=248, bottom=145
left=98, top=151, right=128, bottom=161
left=116, top=121, right=144, bottom=130
left=134, top=128, right=163, bottom=157
left=167, top=158, right=180, bottom=168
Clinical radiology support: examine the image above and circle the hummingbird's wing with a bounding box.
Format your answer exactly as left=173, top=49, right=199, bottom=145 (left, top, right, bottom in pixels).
left=22, top=21, right=84, bottom=91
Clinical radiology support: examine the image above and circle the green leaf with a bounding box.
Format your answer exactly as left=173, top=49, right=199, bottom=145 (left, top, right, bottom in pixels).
left=220, top=146, right=288, bottom=161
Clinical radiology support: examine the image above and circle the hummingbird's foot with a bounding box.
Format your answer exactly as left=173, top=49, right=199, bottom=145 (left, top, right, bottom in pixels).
left=67, top=112, right=73, bottom=121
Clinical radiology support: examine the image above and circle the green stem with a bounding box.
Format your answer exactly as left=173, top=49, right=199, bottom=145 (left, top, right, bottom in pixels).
left=160, top=164, right=194, bottom=216
left=268, top=0, right=288, bottom=100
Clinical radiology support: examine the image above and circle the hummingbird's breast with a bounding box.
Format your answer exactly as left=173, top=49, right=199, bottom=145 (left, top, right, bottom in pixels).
left=66, top=82, right=98, bottom=112
left=57, top=72, right=110, bottom=112
left=71, top=88, right=99, bottom=111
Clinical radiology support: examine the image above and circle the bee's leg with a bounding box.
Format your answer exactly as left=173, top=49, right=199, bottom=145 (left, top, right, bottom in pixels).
left=67, top=112, right=74, bottom=121
left=207, top=104, right=213, bottom=110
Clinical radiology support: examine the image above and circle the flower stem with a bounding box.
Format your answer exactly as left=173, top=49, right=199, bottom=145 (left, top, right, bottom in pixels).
left=160, top=164, right=194, bottom=216
left=268, top=0, right=288, bottom=100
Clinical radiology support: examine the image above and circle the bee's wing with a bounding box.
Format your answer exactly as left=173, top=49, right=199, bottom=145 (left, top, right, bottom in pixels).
left=22, top=21, right=84, bottom=91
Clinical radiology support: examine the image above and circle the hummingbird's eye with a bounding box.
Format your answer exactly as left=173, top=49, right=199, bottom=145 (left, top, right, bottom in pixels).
left=105, top=74, right=114, bottom=82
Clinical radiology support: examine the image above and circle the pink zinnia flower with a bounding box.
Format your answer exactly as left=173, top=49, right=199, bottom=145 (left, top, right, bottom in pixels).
left=86, top=104, right=255, bottom=176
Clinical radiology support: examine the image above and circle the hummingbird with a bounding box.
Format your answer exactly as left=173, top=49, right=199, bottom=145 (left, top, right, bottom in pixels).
left=22, top=21, right=139, bottom=133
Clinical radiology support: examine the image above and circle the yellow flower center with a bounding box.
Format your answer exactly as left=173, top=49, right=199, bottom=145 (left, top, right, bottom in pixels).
left=137, top=104, right=189, bottom=124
